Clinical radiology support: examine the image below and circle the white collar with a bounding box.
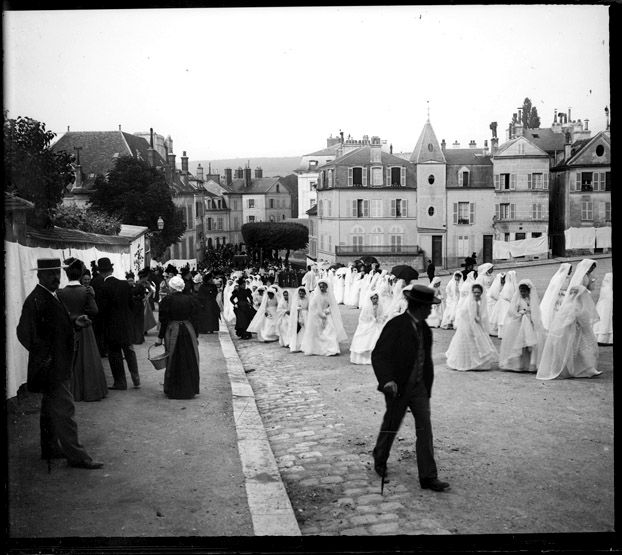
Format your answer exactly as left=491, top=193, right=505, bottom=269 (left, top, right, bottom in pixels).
left=66, top=280, right=82, bottom=286
left=37, top=283, right=58, bottom=297
left=104, top=274, right=115, bottom=281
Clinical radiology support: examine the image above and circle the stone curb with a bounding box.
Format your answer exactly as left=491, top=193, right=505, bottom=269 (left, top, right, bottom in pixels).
left=218, top=320, right=301, bottom=536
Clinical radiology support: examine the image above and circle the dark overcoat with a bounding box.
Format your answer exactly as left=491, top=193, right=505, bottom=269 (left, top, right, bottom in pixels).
left=98, top=276, right=136, bottom=345
left=371, top=312, right=434, bottom=398
left=17, top=285, right=75, bottom=393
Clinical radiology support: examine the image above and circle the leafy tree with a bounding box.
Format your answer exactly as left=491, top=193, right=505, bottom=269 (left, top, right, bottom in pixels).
left=4, top=112, right=75, bottom=227
left=521, top=97, right=541, bottom=129
left=242, top=221, right=308, bottom=264
left=88, top=156, right=185, bottom=260
left=51, top=204, right=122, bottom=235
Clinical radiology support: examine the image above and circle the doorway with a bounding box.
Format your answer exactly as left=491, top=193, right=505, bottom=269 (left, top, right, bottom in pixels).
left=483, top=235, right=493, bottom=263
left=432, top=235, right=443, bottom=267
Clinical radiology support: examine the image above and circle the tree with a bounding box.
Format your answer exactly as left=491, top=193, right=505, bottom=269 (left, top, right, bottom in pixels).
left=4, top=112, right=75, bottom=227
left=88, top=156, right=185, bottom=260
left=521, top=97, right=541, bottom=129
left=242, top=221, right=308, bottom=264
left=51, top=204, right=122, bottom=235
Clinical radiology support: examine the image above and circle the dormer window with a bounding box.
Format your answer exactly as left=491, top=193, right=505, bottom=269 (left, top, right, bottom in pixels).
left=276, top=184, right=280, bottom=193
left=427, top=144, right=434, bottom=152
left=458, top=168, right=470, bottom=187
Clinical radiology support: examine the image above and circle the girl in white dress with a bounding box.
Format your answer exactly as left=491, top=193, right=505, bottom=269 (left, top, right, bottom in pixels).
left=539, top=263, right=572, bottom=332
left=593, top=272, right=613, bottom=345
left=440, top=271, right=463, bottom=329
left=475, top=263, right=494, bottom=293
left=276, top=289, right=292, bottom=347
left=288, top=287, right=309, bottom=353
left=446, top=283, right=499, bottom=371
left=356, top=270, right=374, bottom=309
left=223, top=280, right=238, bottom=324
left=334, top=268, right=347, bottom=304
left=486, top=272, right=504, bottom=334
left=348, top=269, right=364, bottom=308
left=301, top=279, right=348, bottom=356
left=489, top=270, right=517, bottom=339
left=426, top=277, right=444, bottom=328
left=567, top=258, right=598, bottom=292
left=455, top=271, right=476, bottom=322
left=499, top=279, right=545, bottom=372
left=349, top=291, right=386, bottom=365
left=536, top=284, right=601, bottom=380
left=247, top=286, right=280, bottom=342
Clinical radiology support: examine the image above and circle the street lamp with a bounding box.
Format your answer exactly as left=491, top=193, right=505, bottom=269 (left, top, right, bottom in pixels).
left=157, top=216, right=164, bottom=231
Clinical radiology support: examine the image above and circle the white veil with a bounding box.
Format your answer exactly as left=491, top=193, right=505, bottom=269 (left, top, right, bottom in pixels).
left=247, top=285, right=280, bottom=333
left=308, top=278, right=348, bottom=342
left=288, top=286, right=309, bottom=349
left=567, top=258, right=597, bottom=290
left=539, top=263, right=572, bottom=330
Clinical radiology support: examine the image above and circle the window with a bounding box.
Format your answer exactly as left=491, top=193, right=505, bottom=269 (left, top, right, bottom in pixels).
left=458, top=170, right=469, bottom=187
left=593, top=172, right=607, bottom=192
left=427, top=143, right=434, bottom=152
left=457, top=235, right=469, bottom=257
left=391, top=199, right=408, bottom=217
left=532, top=232, right=542, bottom=238
left=269, top=198, right=275, bottom=208
left=327, top=169, right=334, bottom=188
left=318, top=200, right=323, bottom=217
left=196, top=202, right=201, bottom=217
left=320, top=234, right=324, bottom=250
left=327, top=200, right=332, bottom=217
left=310, top=199, right=316, bottom=208
left=309, top=220, right=314, bottom=235
left=217, top=199, right=222, bottom=209
left=532, top=203, right=542, bottom=220
left=581, top=172, right=593, bottom=192
left=596, top=144, right=605, bottom=157
left=328, top=234, right=332, bottom=252
left=504, top=233, right=510, bottom=242
left=276, top=184, right=280, bottom=193
left=605, top=201, right=611, bottom=221
left=581, top=200, right=593, bottom=221
left=217, top=217, right=223, bottom=230
left=606, top=171, right=611, bottom=191
left=371, top=199, right=383, bottom=218
left=388, top=166, right=403, bottom=186
left=389, top=226, right=404, bottom=253
left=310, top=181, right=316, bottom=191
left=428, top=206, right=435, bottom=216
left=515, top=232, right=526, bottom=240
left=454, top=202, right=474, bottom=224
left=528, top=173, right=544, bottom=189
left=370, top=226, right=383, bottom=246
left=497, top=203, right=515, bottom=220
left=352, top=167, right=363, bottom=186
left=371, top=167, right=383, bottom=186
left=351, top=225, right=364, bottom=253
left=207, top=217, right=213, bottom=231
left=496, top=173, right=514, bottom=190
left=428, top=174, right=435, bottom=184
left=233, top=217, right=239, bottom=229
left=248, top=199, right=255, bottom=208
left=518, top=143, right=525, bottom=155
left=352, top=198, right=370, bottom=218
left=248, top=215, right=255, bottom=223
left=233, top=200, right=238, bottom=210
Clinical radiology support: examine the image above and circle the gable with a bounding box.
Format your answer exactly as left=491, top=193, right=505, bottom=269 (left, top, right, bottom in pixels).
left=496, top=136, right=548, bottom=157
left=568, top=133, right=610, bottom=167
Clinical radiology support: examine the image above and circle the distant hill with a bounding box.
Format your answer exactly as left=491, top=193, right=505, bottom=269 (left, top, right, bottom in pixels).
left=189, top=157, right=300, bottom=178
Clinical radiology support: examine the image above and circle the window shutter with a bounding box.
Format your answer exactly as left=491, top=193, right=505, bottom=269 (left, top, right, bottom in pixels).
left=458, top=171, right=463, bottom=187
left=348, top=167, right=353, bottom=187
left=403, top=200, right=408, bottom=217
left=510, top=204, right=516, bottom=219
left=574, top=172, right=580, bottom=192
left=362, top=167, right=368, bottom=187
left=469, top=202, right=475, bottom=224
left=401, top=167, right=406, bottom=187
left=386, top=167, right=391, bottom=186
left=494, top=175, right=500, bottom=190
left=532, top=203, right=536, bottom=220
left=363, top=200, right=370, bottom=217
left=495, top=204, right=500, bottom=220
left=391, top=200, right=396, bottom=217
left=527, top=173, right=532, bottom=189
left=510, top=174, right=517, bottom=190
left=352, top=200, right=357, bottom=217
left=453, top=203, right=458, bottom=224
left=543, top=173, right=549, bottom=190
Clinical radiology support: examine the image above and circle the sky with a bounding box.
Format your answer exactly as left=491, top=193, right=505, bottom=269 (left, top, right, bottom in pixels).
left=4, top=6, right=610, bottom=161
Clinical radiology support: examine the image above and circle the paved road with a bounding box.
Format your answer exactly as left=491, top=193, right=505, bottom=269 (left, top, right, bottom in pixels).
left=232, top=260, right=614, bottom=536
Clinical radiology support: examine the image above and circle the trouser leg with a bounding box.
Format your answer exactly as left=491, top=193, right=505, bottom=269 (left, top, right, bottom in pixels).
left=45, top=381, right=91, bottom=464
left=40, top=394, right=59, bottom=455
left=409, top=383, right=438, bottom=482
left=123, top=344, right=140, bottom=386
left=373, top=392, right=408, bottom=465
left=107, top=345, right=127, bottom=388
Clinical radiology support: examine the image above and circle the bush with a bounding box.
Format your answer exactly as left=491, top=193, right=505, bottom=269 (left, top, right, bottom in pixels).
left=51, top=204, right=122, bottom=235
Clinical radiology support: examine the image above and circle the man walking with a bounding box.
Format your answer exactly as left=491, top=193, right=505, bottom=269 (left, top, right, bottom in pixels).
left=97, top=258, right=140, bottom=390
left=371, top=284, right=449, bottom=492
left=17, top=258, right=103, bottom=469
left=426, top=259, right=436, bottom=283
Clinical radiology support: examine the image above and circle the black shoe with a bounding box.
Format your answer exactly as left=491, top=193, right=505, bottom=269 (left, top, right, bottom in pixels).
left=68, top=459, right=104, bottom=470
left=130, top=374, right=141, bottom=388
left=420, top=478, right=450, bottom=492
left=373, top=457, right=387, bottom=478
left=108, top=384, right=127, bottom=390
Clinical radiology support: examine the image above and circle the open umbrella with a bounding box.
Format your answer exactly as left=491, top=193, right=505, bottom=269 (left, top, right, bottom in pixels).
left=361, top=256, right=379, bottom=265
left=390, top=265, right=419, bottom=282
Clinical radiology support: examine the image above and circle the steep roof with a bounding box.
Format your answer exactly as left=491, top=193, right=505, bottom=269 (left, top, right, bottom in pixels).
left=564, top=130, right=611, bottom=167
left=323, top=146, right=412, bottom=168
left=522, top=127, right=566, bottom=154
left=26, top=225, right=132, bottom=250
left=443, top=149, right=492, bottom=166
left=304, top=144, right=341, bottom=157
left=5, top=192, right=35, bottom=211
left=410, top=121, right=446, bottom=164
left=225, top=177, right=282, bottom=194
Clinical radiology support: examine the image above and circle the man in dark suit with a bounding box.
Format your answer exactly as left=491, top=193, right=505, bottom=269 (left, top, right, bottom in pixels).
left=90, top=262, right=108, bottom=357
left=426, top=259, right=435, bottom=283
left=371, top=284, right=449, bottom=492
left=96, top=258, right=140, bottom=390
left=17, top=258, right=104, bottom=469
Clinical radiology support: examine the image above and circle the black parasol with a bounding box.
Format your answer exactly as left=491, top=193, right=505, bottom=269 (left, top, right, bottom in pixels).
left=361, top=256, right=379, bottom=265
left=390, top=265, right=419, bottom=282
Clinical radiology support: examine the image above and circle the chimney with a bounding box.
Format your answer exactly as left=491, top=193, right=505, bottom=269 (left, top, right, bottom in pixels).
left=166, top=153, right=175, bottom=184
left=584, top=118, right=589, bottom=131
left=568, top=107, right=572, bottom=122
left=370, top=136, right=382, bottom=163
left=390, top=144, right=393, bottom=154
left=605, top=106, right=609, bottom=130
left=452, top=140, right=460, bottom=148
left=254, top=167, right=263, bottom=179
left=491, top=137, right=499, bottom=157
left=469, top=140, right=477, bottom=148
left=244, top=167, right=252, bottom=187
left=119, top=124, right=122, bottom=131
left=441, top=139, right=446, bottom=152
left=147, top=127, right=156, bottom=167
left=483, top=139, right=488, bottom=155
left=554, top=109, right=558, bottom=124
left=564, top=131, right=572, bottom=160
left=340, top=130, right=344, bottom=144
left=197, top=164, right=204, bottom=180
left=225, top=168, right=232, bottom=186
left=67, top=126, right=70, bottom=132
left=181, top=151, right=189, bottom=174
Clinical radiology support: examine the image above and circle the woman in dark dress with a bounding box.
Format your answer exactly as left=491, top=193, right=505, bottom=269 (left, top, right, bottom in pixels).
left=58, top=258, right=108, bottom=402
left=155, top=275, right=201, bottom=399
left=127, top=272, right=147, bottom=344
left=138, top=268, right=158, bottom=334
left=230, top=278, right=256, bottom=339
left=197, top=273, right=221, bottom=333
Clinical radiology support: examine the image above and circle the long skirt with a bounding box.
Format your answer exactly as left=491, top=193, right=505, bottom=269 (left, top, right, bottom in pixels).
left=197, top=298, right=220, bottom=333
left=144, top=299, right=157, bottom=332
left=163, top=320, right=200, bottom=399
left=234, top=304, right=256, bottom=336
left=71, top=326, right=108, bottom=402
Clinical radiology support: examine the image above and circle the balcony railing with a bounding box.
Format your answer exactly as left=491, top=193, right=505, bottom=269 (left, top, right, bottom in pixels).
left=335, top=245, right=423, bottom=256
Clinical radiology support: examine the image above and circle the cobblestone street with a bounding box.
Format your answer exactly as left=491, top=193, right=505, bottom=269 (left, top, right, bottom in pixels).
left=230, top=260, right=614, bottom=536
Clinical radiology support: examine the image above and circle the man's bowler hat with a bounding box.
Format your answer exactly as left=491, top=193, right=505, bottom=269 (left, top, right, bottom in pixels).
left=97, top=257, right=114, bottom=272
left=32, top=258, right=66, bottom=271
left=403, top=284, right=441, bottom=305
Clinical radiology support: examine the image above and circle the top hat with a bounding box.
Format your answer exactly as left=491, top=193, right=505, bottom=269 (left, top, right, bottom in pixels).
left=165, top=264, right=178, bottom=275
left=97, top=257, right=114, bottom=272
left=402, top=284, right=441, bottom=305
left=32, top=258, right=66, bottom=271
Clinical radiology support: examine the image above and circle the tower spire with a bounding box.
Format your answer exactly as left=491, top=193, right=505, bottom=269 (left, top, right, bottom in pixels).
left=427, top=100, right=430, bottom=122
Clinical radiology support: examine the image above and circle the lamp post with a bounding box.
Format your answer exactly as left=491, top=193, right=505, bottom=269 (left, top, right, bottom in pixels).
left=151, top=216, right=165, bottom=263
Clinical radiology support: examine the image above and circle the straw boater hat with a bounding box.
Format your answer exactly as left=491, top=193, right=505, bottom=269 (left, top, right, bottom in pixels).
left=32, top=258, right=67, bottom=271
left=402, top=284, right=441, bottom=305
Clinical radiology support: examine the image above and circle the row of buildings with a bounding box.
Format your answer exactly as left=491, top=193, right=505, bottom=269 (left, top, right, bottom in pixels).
left=298, top=108, right=611, bottom=269
left=53, top=128, right=296, bottom=263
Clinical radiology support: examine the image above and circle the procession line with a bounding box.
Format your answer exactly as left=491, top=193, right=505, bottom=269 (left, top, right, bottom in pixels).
left=218, top=322, right=301, bottom=536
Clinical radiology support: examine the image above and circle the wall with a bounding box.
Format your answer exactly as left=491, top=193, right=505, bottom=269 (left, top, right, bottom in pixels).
left=416, top=163, right=447, bottom=229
